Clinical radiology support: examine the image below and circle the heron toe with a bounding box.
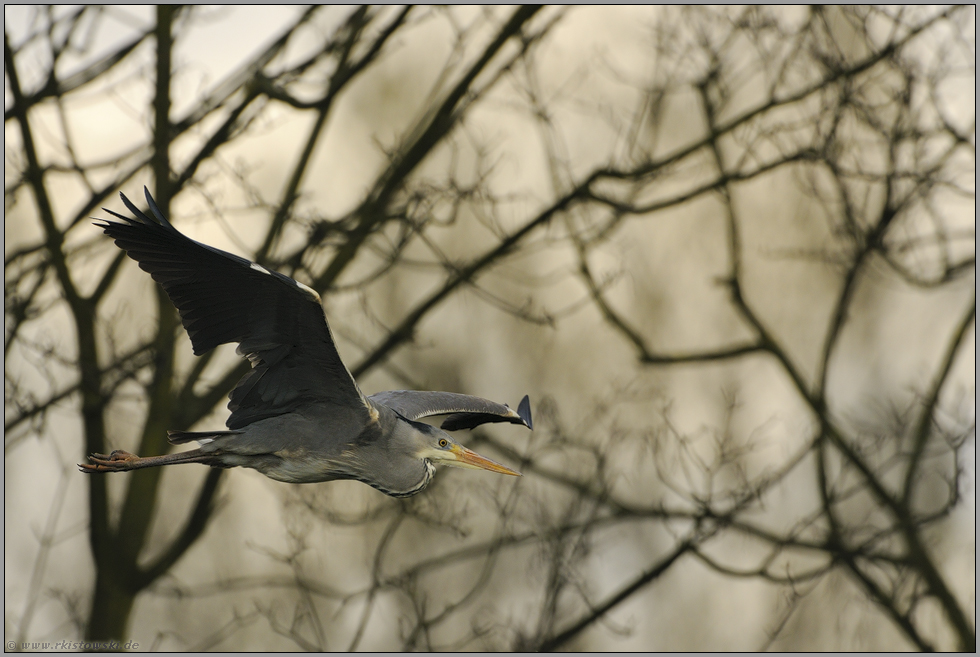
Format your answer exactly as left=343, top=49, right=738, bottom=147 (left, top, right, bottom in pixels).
left=80, top=450, right=140, bottom=473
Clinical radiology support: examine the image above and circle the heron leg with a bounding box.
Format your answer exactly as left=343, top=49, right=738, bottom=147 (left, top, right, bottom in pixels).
left=79, top=448, right=218, bottom=473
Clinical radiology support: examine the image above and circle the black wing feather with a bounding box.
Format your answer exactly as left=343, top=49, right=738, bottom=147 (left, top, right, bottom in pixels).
left=367, top=391, right=532, bottom=432
left=442, top=394, right=533, bottom=431
left=98, top=188, right=369, bottom=430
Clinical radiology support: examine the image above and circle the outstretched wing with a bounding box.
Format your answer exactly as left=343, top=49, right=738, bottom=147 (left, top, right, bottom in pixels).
left=368, top=391, right=532, bottom=431
left=98, top=188, right=371, bottom=430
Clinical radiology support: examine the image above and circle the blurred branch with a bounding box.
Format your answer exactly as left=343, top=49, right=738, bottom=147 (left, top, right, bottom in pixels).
left=903, top=297, right=975, bottom=500
left=314, top=5, right=545, bottom=291
left=137, top=468, right=225, bottom=586
left=536, top=536, right=697, bottom=651
left=4, top=14, right=153, bottom=122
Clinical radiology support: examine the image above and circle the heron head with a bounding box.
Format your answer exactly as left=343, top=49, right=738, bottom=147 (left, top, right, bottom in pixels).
left=412, top=423, right=522, bottom=477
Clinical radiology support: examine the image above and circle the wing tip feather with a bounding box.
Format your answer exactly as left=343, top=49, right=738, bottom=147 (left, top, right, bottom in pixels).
left=517, top=394, right=533, bottom=430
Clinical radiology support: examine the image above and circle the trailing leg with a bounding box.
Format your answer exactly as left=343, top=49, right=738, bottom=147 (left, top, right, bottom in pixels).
left=79, top=448, right=220, bottom=473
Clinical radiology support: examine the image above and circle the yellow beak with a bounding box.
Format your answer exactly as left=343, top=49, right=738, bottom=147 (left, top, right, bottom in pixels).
left=447, top=444, right=522, bottom=476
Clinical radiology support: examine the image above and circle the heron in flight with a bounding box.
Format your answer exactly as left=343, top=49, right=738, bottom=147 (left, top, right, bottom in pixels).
left=80, top=189, right=529, bottom=497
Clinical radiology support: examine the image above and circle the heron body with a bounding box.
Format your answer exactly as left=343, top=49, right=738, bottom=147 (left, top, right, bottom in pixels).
left=80, top=189, right=530, bottom=497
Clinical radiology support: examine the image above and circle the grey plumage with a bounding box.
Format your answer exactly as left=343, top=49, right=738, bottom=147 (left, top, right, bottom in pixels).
left=80, top=189, right=528, bottom=497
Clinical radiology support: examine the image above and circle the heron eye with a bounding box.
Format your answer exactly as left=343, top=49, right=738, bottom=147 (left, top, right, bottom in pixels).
left=438, top=438, right=449, bottom=448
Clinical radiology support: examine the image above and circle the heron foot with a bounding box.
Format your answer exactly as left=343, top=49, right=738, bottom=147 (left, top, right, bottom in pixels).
left=79, top=450, right=141, bottom=473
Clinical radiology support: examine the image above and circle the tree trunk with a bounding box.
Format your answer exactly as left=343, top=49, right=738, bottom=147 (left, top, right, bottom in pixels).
left=86, top=573, right=135, bottom=642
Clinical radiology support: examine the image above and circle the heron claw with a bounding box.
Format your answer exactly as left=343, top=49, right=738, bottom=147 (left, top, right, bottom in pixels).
left=78, top=450, right=140, bottom=473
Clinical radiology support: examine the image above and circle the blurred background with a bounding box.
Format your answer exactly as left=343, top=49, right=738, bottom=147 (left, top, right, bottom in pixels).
left=4, top=6, right=975, bottom=651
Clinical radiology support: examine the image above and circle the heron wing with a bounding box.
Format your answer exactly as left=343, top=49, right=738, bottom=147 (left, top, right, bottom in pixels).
left=368, top=391, right=532, bottom=431
left=98, top=188, right=371, bottom=430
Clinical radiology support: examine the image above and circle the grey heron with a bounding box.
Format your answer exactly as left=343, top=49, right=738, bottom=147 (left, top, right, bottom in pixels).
left=79, top=189, right=529, bottom=497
